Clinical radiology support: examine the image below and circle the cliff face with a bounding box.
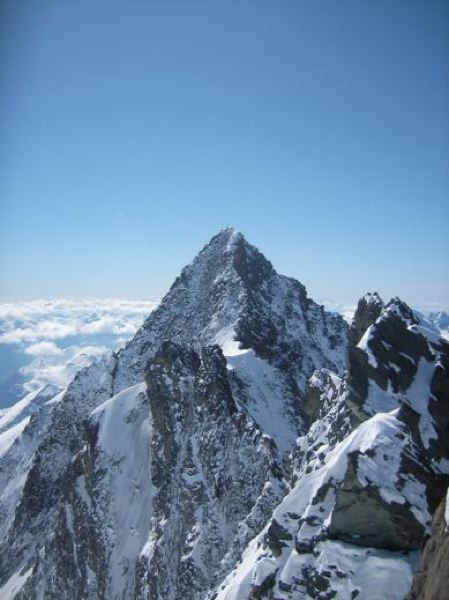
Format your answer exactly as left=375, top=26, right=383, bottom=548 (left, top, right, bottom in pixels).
left=406, top=490, right=449, bottom=600
left=347, top=291, right=384, bottom=346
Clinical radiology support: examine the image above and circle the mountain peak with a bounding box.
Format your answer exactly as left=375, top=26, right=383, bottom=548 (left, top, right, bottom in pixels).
left=214, top=225, right=241, bottom=240
left=363, top=291, right=383, bottom=306
left=348, top=291, right=384, bottom=346
left=117, top=228, right=347, bottom=406
left=383, top=296, right=417, bottom=324
left=198, top=226, right=244, bottom=259
left=173, top=228, right=274, bottom=296
left=199, top=227, right=257, bottom=260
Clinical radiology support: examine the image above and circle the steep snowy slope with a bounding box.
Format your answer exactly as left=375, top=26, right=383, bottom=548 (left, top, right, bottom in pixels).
left=0, top=229, right=348, bottom=599
left=0, top=387, right=65, bottom=542
left=212, top=297, right=449, bottom=599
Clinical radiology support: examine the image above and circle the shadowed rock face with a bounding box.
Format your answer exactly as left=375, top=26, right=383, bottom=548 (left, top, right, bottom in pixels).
left=136, top=342, right=285, bottom=600
left=328, top=453, right=425, bottom=551
left=348, top=292, right=384, bottom=346
left=346, top=298, right=435, bottom=416
left=326, top=300, right=449, bottom=553
left=406, top=492, right=449, bottom=600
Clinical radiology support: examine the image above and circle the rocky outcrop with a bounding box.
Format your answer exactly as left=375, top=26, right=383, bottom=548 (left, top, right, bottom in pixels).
left=348, top=292, right=384, bottom=346
left=328, top=452, right=425, bottom=551
left=406, top=491, right=449, bottom=600
left=213, top=298, right=449, bottom=600
left=137, top=342, right=285, bottom=600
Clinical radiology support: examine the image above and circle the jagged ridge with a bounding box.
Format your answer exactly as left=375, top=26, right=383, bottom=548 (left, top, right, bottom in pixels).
left=214, top=296, right=449, bottom=599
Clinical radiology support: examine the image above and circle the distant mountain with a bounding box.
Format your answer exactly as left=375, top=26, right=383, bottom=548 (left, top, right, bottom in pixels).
left=0, top=230, right=447, bottom=600
left=427, top=310, right=449, bottom=340
left=428, top=310, right=449, bottom=330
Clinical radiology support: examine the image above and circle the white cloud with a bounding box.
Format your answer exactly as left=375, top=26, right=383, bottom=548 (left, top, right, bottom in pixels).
left=19, top=344, right=109, bottom=395
left=1, top=322, right=77, bottom=344
left=317, top=298, right=356, bottom=322
left=414, top=301, right=449, bottom=314
left=0, top=298, right=159, bottom=344
left=0, top=298, right=160, bottom=401
left=80, top=316, right=137, bottom=335
left=24, top=341, right=64, bottom=356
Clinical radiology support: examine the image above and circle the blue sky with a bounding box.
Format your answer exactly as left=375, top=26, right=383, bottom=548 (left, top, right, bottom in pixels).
left=1, top=0, right=448, bottom=306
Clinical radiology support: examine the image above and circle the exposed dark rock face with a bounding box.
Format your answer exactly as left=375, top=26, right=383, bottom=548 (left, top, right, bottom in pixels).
left=406, top=492, right=449, bottom=600
left=328, top=453, right=425, bottom=551
left=0, top=388, right=56, bottom=542
left=347, top=292, right=384, bottom=346
left=136, top=342, right=285, bottom=600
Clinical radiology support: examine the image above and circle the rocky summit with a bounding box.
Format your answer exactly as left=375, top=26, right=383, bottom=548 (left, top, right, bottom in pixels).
left=0, top=229, right=447, bottom=600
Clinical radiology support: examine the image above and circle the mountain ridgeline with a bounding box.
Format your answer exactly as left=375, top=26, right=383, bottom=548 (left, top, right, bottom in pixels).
left=0, top=229, right=447, bottom=599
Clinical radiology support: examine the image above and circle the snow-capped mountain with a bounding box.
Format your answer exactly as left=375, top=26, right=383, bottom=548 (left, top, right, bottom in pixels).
left=426, top=310, right=449, bottom=340
left=0, top=229, right=447, bottom=599
left=428, top=310, right=449, bottom=334
left=215, top=294, right=449, bottom=599
left=413, top=309, right=449, bottom=342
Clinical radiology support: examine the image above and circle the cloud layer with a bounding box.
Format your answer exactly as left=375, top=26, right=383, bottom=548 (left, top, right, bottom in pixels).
left=0, top=298, right=159, bottom=401
left=0, top=299, right=159, bottom=344
left=1, top=297, right=447, bottom=406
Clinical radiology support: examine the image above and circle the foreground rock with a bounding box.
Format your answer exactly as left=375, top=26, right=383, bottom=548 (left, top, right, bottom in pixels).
left=406, top=490, right=449, bottom=600
left=212, top=298, right=449, bottom=599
